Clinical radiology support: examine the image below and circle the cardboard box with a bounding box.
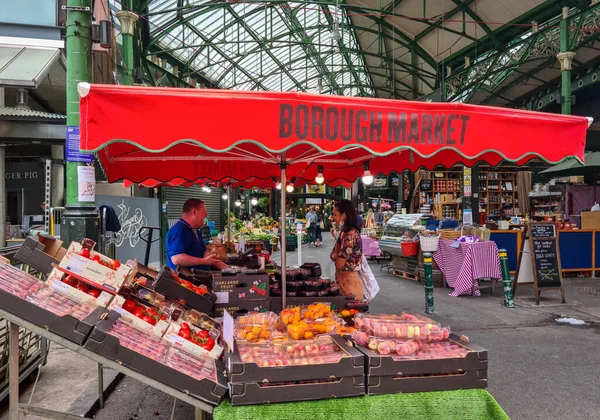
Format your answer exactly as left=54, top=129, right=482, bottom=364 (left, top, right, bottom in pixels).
left=212, top=299, right=270, bottom=318
left=59, top=242, right=133, bottom=293
left=109, top=295, right=170, bottom=338
left=84, top=311, right=227, bottom=406
left=229, top=376, right=365, bottom=406
left=358, top=334, right=488, bottom=395
left=0, top=286, right=107, bottom=345
left=46, top=267, right=115, bottom=307
left=581, top=211, right=600, bottom=230
left=570, top=176, right=585, bottom=183
left=164, top=322, right=223, bottom=359
left=270, top=296, right=349, bottom=313
left=212, top=272, right=270, bottom=304
left=226, top=334, right=364, bottom=384
left=153, top=267, right=217, bottom=313
left=14, top=235, right=67, bottom=275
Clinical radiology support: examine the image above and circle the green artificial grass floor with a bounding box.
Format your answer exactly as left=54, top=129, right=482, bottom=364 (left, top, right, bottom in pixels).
left=214, top=389, right=509, bottom=420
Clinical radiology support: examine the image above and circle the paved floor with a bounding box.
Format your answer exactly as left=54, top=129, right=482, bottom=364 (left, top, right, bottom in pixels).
left=4, top=236, right=600, bottom=419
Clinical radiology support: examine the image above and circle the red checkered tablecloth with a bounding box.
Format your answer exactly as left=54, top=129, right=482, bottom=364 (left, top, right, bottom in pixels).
left=433, top=239, right=501, bottom=296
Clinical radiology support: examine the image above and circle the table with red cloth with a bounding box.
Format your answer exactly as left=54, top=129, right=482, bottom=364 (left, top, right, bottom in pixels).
left=433, top=239, right=501, bottom=296
left=361, top=236, right=382, bottom=257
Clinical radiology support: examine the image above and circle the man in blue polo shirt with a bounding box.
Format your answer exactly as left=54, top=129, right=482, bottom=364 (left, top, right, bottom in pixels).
left=166, top=198, right=227, bottom=271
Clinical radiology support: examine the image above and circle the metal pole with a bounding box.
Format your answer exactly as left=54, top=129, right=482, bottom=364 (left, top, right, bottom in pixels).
left=227, top=187, right=231, bottom=242
left=558, top=7, right=574, bottom=115
left=0, top=146, right=5, bottom=248
left=297, top=230, right=302, bottom=267
left=63, top=0, right=99, bottom=245
left=9, top=323, right=19, bottom=420
left=280, top=155, right=287, bottom=309
left=499, top=249, right=515, bottom=308
left=98, top=363, right=104, bottom=409
left=423, top=252, right=434, bottom=314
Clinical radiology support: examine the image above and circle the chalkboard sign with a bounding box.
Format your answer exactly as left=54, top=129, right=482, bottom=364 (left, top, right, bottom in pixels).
left=421, top=179, right=432, bottom=191
left=526, top=223, right=565, bottom=305
left=530, top=224, right=556, bottom=238
left=531, top=239, right=561, bottom=287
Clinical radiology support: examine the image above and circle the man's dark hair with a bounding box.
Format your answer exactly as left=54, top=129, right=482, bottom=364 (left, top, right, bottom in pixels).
left=335, top=199, right=360, bottom=233
left=183, top=198, right=205, bottom=214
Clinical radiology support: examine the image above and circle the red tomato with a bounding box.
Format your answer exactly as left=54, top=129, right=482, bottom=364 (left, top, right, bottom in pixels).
left=62, top=275, right=77, bottom=287
left=133, top=307, right=145, bottom=318
left=112, top=260, right=121, bottom=269
left=76, top=282, right=90, bottom=293
left=148, top=306, right=158, bottom=315
left=201, top=337, right=215, bottom=351
left=142, top=315, right=155, bottom=325
left=178, top=329, right=191, bottom=340
left=87, top=289, right=101, bottom=298
left=92, top=255, right=101, bottom=262
left=180, top=322, right=190, bottom=331
left=160, top=314, right=167, bottom=321
left=122, top=299, right=137, bottom=313
left=197, top=329, right=209, bottom=339
left=80, top=249, right=90, bottom=259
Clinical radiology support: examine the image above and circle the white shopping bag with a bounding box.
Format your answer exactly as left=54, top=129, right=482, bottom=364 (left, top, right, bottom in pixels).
left=358, top=255, right=380, bottom=301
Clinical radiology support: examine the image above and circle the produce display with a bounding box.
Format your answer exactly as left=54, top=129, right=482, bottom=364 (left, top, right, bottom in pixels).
left=175, top=322, right=216, bottom=351
left=173, top=275, right=209, bottom=296
left=354, top=313, right=450, bottom=342
left=352, top=331, right=421, bottom=356
left=77, top=248, right=121, bottom=270
left=184, top=310, right=221, bottom=339
left=60, top=274, right=103, bottom=298
left=118, top=297, right=167, bottom=326
left=26, top=286, right=96, bottom=320
left=108, top=319, right=167, bottom=362
left=394, top=340, right=470, bottom=360
left=0, top=264, right=43, bottom=298
left=237, top=336, right=343, bottom=366
left=164, top=347, right=217, bottom=382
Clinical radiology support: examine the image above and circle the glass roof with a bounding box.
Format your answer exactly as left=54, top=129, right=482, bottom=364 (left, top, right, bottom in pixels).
left=143, top=0, right=374, bottom=96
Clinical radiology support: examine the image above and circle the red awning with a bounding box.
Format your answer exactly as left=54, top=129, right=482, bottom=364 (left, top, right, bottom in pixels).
left=79, top=84, right=589, bottom=185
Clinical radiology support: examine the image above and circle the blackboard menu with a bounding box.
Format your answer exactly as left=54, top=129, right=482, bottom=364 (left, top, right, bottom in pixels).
left=530, top=224, right=556, bottom=238
left=421, top=179, right=432, bottom=191
left=531, top=238, right=561, bottom=288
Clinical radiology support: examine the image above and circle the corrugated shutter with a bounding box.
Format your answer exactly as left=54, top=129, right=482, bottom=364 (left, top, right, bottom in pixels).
left=166, top=186, right=222, bottom=231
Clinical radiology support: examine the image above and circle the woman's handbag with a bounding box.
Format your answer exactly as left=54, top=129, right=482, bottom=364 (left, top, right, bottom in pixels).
left=358, top=255, right=380, bottom=301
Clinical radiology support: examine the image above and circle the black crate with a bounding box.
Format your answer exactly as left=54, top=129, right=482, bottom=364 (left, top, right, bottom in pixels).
left=212, top=300, right=270, bottom=318
left=84, top=311, right=227, bottom=406
left=212, top=272, right=270, bottom=303
left=358, top=334, right=488, bottom=395
left=153, top=267, right=216, bottom=313
left=226, top=335, right=364, bottom=384
left=229, top=375, right=365, bottom=406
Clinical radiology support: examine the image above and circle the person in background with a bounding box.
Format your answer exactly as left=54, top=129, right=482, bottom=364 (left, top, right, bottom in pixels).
left=357, top=211, right=364, bottom=230
left=166, top=198, right=227, bottom=271
left=314, top=210, right=323, bottom=247
left=330, top=200, right=364, bottom=300
left=306, top=207, right=317, bottom=247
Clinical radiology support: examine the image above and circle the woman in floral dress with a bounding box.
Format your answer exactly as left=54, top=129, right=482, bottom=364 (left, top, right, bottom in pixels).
left=330, top=200, right=364, bottom=300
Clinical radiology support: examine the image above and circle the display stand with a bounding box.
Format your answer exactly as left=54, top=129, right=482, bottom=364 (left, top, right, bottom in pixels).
left=2, top=309, right=212, bottom=420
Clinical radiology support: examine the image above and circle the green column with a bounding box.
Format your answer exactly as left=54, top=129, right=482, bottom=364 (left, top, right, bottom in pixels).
left=499, top=249, right=515, bottom=308
left=116, top=5, right=139, bottom=85
left=62, top=0, right=99, bottom=245
left=423, top=252, right=434, bottom=314
left=558, top=7, right=575, bottom=115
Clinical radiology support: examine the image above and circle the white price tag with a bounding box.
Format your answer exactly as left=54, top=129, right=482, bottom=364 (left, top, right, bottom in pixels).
left=66, top=255, right=88, bottom=275
left=215, top=292, right=230, bottom=304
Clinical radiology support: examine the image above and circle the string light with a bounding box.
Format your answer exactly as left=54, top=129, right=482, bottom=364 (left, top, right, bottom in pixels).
left=362, top=162, right=373, bottom=185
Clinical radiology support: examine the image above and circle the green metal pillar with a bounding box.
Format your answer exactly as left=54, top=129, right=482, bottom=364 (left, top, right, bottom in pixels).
left=62, top=0, right=99, bottom=246
left=116, top=3, right=139, bottom=85
left=558, top=7, right=575, bottom=115
left=499, top=249, right=515, bottom=308
left=423, top=252, right=434, bottom=314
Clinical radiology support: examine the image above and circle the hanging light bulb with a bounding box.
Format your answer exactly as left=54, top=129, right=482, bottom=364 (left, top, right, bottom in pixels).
left=276, top=182, right=282, bottom=190
left=362, top=162, right=374, bottom=185
left=331, top=21, right=341, bottom=43
left=235, top=199, right=242, bottom=207
left=251, top=196, right=258, bottom=206
left=315, top=165, right=325, bottom=185
left=222, top=192, right=228, bottom=200
left=286, top=177, right=295, bottom=193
